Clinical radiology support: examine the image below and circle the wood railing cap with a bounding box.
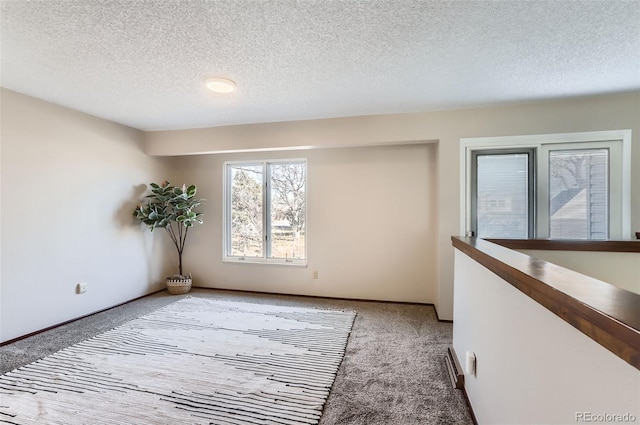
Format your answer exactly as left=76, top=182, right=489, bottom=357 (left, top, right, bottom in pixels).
left=451, top=236, right=640, bottom=370
left=485, top=238, right=640, bottom=252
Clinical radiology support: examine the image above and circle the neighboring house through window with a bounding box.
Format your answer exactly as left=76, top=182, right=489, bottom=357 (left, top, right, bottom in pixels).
left=461, top=130, right=631, bottom=240
left=223, top=160, right=307, bottom=264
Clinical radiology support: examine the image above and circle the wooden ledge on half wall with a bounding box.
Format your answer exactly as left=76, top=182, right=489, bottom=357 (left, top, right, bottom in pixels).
left=451, top=236, right=640, bottom=370
left=485, top=238, right=640, bottom=252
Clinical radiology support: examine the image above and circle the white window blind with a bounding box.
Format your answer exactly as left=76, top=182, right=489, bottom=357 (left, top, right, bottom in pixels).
left=475, top=153, right=531, bottom=239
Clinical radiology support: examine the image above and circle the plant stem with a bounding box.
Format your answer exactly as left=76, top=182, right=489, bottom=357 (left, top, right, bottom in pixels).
left=165, top=224, right=182, bottom=275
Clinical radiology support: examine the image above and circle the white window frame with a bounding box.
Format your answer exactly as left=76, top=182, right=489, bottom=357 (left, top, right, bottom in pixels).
left=460, top=130, right=631, bottom=239
left=223, top=159, right=307, bottom=266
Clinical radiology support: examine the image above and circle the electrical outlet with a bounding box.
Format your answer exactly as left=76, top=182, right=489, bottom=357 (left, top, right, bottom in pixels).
left=465, top=351, right=476, bottom=376
left=312, top=270, right=319, bottom=279
left=76, top=282, right=87, bottom=294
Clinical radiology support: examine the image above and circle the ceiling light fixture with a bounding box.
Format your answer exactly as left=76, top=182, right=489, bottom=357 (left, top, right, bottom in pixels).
left=205, top=77, right=237, bottom=94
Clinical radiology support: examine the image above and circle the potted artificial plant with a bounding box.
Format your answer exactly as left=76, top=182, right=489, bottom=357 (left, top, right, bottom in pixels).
left=133, top=181, right=204, bottom=294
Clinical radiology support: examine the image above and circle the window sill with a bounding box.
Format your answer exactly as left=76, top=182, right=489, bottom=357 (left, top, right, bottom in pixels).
left=222, top=257, right=307, bottom=267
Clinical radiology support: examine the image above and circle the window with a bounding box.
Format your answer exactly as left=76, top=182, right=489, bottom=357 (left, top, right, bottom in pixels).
left=471, top=149, right=535, bottom=238
left=224, top=160, right=306, bottom=264
left=462, top=131, right=631, bottom=240
left=547, top=148, right=609, bottom=239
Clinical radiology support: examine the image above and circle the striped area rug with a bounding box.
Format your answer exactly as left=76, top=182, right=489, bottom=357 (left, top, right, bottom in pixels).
left=0, top=297, right=356, bottom=424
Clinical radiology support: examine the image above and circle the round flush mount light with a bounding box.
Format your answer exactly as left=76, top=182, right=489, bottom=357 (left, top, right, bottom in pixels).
left=205, top=77, right=237, bottom=94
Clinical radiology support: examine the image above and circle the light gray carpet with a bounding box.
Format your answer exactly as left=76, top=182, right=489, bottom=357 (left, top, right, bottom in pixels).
left=0, top=289, right=473, bottom=424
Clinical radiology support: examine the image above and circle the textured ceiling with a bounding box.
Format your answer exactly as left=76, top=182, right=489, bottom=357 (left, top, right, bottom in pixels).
left=1, top=0, right=639, bottom=131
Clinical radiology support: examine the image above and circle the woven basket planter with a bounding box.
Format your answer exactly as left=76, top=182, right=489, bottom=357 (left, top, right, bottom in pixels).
left=166, top=277, right=192, bottom=295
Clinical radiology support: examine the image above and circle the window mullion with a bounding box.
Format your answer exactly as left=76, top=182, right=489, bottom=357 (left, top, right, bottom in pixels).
left=528, top=150, right=537, bottom=238
left=264, top=162, right=271, bottom=259
left=225, top=164, right=232, bottom=255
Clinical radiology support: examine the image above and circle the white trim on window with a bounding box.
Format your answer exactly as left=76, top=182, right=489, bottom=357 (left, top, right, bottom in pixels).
left=222, top=159, right=308, bottom=266
left=460, top=130, right=631, bottom=239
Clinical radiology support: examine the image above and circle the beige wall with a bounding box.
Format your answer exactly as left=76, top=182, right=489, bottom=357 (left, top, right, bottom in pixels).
left=0, top=89, right=174, bottom=342
left=146, top=92, right=640, bottom=320
left=2, top=89, right=635, bottom=340
left=172, top=144, right=438, bottom=303
left=520, top=249, right=640, bottom=295
left=453, top=250, right=640, bottom=424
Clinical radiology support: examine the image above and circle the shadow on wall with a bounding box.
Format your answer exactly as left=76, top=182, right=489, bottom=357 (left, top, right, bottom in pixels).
left=114, top=184, right=149, bottom=229
left=116, top=183, right=169, bottom=289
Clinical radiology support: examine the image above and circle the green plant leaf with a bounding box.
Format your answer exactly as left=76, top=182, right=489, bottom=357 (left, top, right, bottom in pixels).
left=134, top=183, right=204, bottom=260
